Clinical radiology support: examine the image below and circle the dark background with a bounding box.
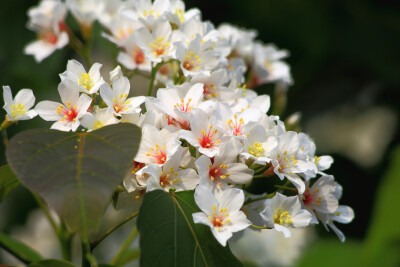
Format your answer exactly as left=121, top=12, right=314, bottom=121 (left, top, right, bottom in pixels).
left=0, top=0, right=399, bottom=264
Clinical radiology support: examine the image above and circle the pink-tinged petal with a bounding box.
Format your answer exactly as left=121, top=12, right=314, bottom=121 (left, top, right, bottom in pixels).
left=58, top=79, right=80, bottom=106
left=35, top=100, right=63, bottom=121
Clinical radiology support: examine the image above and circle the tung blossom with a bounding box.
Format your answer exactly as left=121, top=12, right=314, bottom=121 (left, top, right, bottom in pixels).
left=193, top=185, right=251, bottom=246
left=35, top=79, right=92, bottom=131
left=260, top=193, right=312, bottom=238
left=2, top=86, right=37, bottom=121
left=60, top=60, right=105, bottom=95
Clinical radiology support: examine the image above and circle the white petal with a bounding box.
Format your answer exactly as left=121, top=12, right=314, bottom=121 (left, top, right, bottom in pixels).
left=35, top=101, right=63, bottom=121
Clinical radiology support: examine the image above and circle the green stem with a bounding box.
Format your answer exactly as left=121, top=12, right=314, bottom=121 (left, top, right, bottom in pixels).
left=250, top=224, right=271, bottom=230
left=110, top=226, right=138, bottom=265
left=275, top=185, right=297, bottom=192
left=244, top=192, right=276, bottom=206
left=90, top=210, right=139, bottom=251
left=147, top=59, right=180, bottom=96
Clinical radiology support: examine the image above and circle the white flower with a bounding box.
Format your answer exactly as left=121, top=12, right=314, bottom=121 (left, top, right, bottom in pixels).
left=100, top=76, right=145, bottom=116
left=143, top=147, right=199, bottom=192
left=2, top=86, right=37, bottom=121
left=102, top=14, right=143, bottom=46
left=241, top=124, right=277, bottom=164
left=190, top=69, right=229, bottom=100
left=164, top=0, right=200, bottom=28
left=25, top=20, right=68, bottom=63
left=195, top=139, right=253, bottom=193
left=27, top=0, right=67, bottom=30
left=268, top=131, right=317, bottom=194
left=132, top=19, right=177, bottom=63
left=135, top=124, right=181, bottom=165
left=179, top=109, right=227, bottom=158
left=35, top=79, right=92, bottom=131
left=80, top=108, right=119, bottom=131
left=153, top=84, right=205, bottom=130
left=316, top=182, right=354, bottom=242
left=260, top=193, right=312, bottom=238
left=60, top=60, right=105, bottom=95
left=192, top=185, right=251, bottom=246
left=117, top=35, right=151, bottom=72
left=300, top=175, right=339, bottom=224
left=175, top=34, right=219, bottom=77
left=251, top=43, right=292, bottom=85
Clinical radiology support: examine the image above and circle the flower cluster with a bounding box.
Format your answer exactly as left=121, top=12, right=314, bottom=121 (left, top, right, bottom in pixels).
left=3, top=0, right=354, bottom=248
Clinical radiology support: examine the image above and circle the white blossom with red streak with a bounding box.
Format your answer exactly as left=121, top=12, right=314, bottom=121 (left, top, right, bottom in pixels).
left=195, top=139, right=253, bottom=194
left=135, top=124, right=181, bottom=165
left=35, top=79, right=92, bottom=132
left=179, top=109, right=227, bottom=158
left=100, top=76, right=145, bottom=116
left=192, top=185, right=251, bottom=246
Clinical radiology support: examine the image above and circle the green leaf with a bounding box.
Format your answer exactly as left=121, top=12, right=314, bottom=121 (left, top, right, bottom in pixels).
left=29, top=259, right=77, bottom=267
left=359, top=145, right=400, bottom=266
left=138, top=190, right=243, bottom=267
left=0, top=232, right=43, bottom=264
left=0, top=164, right=20, bottom=203
left=5, top=124, right=141, bottom=240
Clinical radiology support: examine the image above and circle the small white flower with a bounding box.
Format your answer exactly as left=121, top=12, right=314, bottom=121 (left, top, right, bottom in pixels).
left=117, top=35, right=151, bottom=72
left=2, top=86, right=37, bottom=121
left=192, top=185, right=251, bottom=246
left=179, top=109, right=227, bottom=158
left=135, top=124, right=181, bottom=165
left=66, top=0, right=103, bottom=27
left=35, top=79, right=92, bottom=131
left=100, top=76, right=145, bottom=116
left=80, top=108, right=119, bottom=131
left=300, top=175, right=339, bottom=224
left=260, top=193, right=312, bottom=238
left=175, top=34, right=219, bottom=77
left=143, top=147, right=199, bottom=192
left=132, top=19, right=177, bottom=63
left=196, top=139, right=253, bottom=193
left=60, top=60, right=105, bottom=95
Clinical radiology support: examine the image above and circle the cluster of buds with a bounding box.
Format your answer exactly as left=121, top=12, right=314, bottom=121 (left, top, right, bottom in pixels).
left=2, top=0, right=354, bottom=247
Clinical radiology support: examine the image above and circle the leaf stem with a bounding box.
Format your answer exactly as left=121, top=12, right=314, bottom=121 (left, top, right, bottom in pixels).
left=109, top=226, right=138, bottom=265
left=90, top=210, right=139, bottom=251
